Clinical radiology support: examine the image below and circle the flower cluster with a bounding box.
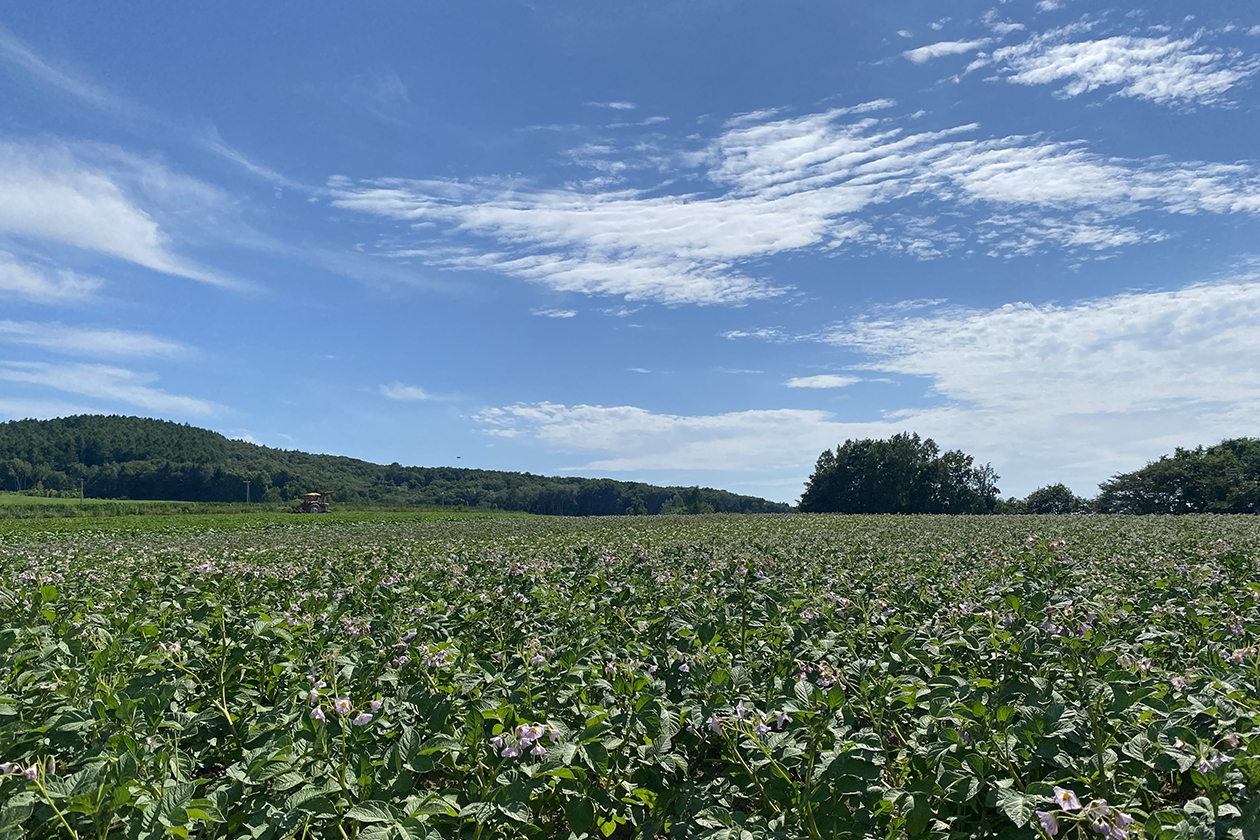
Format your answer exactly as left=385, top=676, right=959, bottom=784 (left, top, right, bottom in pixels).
left=0, top=761, right=44, bottom=780
left=1036, top=789, right=1135, bottom=839
left=1219, top=646, right=1257, bottom=665
left=301, top=676, right=380, bottom=727
left=490, top=723, right=559, bottom=758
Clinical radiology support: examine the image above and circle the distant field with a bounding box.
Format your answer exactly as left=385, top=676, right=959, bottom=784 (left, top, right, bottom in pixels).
left=0, top=507, right=532, bottom=534
left=0, top=492, right=531, bottom=524
left=0, top=493, right=181, bottom=506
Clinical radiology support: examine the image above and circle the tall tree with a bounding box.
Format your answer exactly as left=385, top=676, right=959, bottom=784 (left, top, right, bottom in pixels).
left=1095, top=438, right=1260, bottom=514
left=799, top=433, right=999, bottom=514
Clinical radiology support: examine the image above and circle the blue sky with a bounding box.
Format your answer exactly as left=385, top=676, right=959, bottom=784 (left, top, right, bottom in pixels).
left=1, top=2, right=1258, bottom=503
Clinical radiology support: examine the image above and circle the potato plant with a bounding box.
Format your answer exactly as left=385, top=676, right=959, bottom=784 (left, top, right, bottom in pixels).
left=0, top=514, right=1257, bottom=839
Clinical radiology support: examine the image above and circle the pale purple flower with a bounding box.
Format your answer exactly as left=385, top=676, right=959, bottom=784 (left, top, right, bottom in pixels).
left=547, top=728, right=560, bottom=742
left=1197, top=759, right=1212, bottom=773
left=1036, top=811, right=1059, bottom=836
left=1115, top=812, right=1134, bottom=828
left=708, top=715, right=722, bottom=734
left=352, top=713, right=373, bottom=726
left=531, top=743, right=546, bottom=756
left=735, top=700, right=746, bottom=720
left=754, top=721, right=771, bottom=735
left=334, top=697, right=353, bottom=716
left=490, top=735, right=504, bottom=749
left=776, top=711, right=788, bottom=729
left=1053, top=787, right=1082, bottom=811
left=501, top=746, right=521, bottom=758
left=678, top=662, right=689, bottom=673
left=310, top=707, right=326, bottom=724
left=23, top=766, right=37, bottom=780
left=369, top=699, right=383, bottom=714
left=1227, top=733, right=1240, bottom=748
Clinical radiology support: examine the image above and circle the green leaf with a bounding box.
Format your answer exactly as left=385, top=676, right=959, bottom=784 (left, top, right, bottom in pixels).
left=563, top=797, right=595, bottom=833
left=990, top=787, right=1035, bottom=827
left=0, top=801, right=32, bottom=831
left=347, top=801, right=401, bottom=824
left=497, top=801, right=532, bottom=824
left=904, top=793, right=931, bottom=837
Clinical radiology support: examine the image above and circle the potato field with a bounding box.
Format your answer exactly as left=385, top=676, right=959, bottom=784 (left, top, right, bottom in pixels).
left=0, top=513, right=1257, bottom=839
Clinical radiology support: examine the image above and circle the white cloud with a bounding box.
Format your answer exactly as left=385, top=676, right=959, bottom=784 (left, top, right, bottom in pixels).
left=786, top=374, right=861, bottom=388
left=586, top=101, right=637, bottom=110
left=0, top=321, right=187, bottom=358
left=380, top=382, right=435, bottom=401
left=722, top=328, right=792, bottom=342
left=897, top=30, right=914, bottom=38
left=0, top=142, right=241, bottom=288
left=477, top=276, right=1260, bottom=498
left=329, top=106, right=1260, bottom=305
left=904, top=39, right=991, bottom=63
left=0, top=250, right=102, bottom=303
left=531, top=307, right=577, bottom=318
left=0, top=361, right=217, bottom=416
left=982, top=10, right=1025, bottom=36
left=0, top=397, right=96, bottom=421
left=989, top=29, right=1260, bottom=106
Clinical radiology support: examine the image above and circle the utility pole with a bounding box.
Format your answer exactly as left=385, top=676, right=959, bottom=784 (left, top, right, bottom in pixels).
left=245, top=480, right=251, bottom=504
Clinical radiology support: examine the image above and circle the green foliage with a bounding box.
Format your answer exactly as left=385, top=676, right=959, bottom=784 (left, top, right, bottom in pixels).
left=1023, top=483, right=1090, bottom=515
left=1096, top=438, right=1260, bottom=514
left=0, top=514, right=1256, bottom=838
left=0, top=416, right=788, bottom=515
left=799, top=432, right=1000, bottom=513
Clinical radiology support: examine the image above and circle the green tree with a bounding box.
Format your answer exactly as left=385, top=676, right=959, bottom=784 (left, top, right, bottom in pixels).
left=1023, top=483, right=1087, bottom=514
left=799, top=432, right=999, bottom=514
left=1096, top=438, right=1260, bottom=514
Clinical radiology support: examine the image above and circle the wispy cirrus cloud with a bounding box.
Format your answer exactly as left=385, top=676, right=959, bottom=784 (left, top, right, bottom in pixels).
left=380, top=382, right=437, bottom=401
left=0, top=24, right=307, bottom=191
left=586, top=101, right=636, bottom=110
left=0, top=321, right=188, bottom=359
left=0, top=250, right=102, bottom=303
left=329, top=102, right=1260, bottom=305
left=0, top=361, right=218, bottom=416
left=903, top=38, right=991, bottom=63
left=0, top=141, right=246, bottom=289
left=786, top=374, right=861, bottom=389
left=531, top=307, right=577, bottom=318
left=984, top=27, right=1260, bottom=106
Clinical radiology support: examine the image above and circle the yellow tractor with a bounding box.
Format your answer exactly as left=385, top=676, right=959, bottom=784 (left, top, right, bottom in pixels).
left=296, top=491, right=331, bottom=513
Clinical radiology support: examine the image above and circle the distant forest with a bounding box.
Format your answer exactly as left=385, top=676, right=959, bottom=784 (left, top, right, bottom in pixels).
left=0, top=415, right=789, bottom=515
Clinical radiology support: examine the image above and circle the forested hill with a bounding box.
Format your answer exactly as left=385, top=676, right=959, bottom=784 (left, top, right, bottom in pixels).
left=0, top=415, right=789, bottom=515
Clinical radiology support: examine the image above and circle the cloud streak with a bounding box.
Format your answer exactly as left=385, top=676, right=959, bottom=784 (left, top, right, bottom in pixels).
left=0, top=361, right=218, bottom=416
left=329, top=105, right=1260, bottom=305
left=0, top=321, right=188, bottom=359
left=986, top=28, right=1260, bottom=106
left=0, top=142, right=244, bottom=288
left=786, top=374, right=861, bottom=389
left=903, top=39, right=991, bottom=63
left=0, top=250, right=102, bottom=303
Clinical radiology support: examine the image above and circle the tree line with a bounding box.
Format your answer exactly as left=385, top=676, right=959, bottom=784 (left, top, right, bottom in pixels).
left=0, top=416, right=789, bottom=515
left=800, top=433, right=1260, bottom=514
